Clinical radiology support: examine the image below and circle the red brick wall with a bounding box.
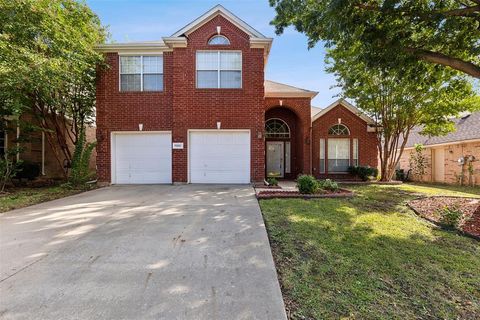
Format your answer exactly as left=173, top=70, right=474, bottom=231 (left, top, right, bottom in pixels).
left=265, top=98, right=312, bottom=176
left=96, top=15, right=265, bottom=183
left=312, top=104, right=378, bottom=179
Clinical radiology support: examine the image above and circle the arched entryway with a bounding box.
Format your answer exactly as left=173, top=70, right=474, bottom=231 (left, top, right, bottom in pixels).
left=265, top=107, right=303, bottom=179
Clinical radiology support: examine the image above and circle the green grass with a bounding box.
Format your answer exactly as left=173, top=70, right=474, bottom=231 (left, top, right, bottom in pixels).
left=0, top=185, right=87, bottom=213
left=260, top=183, right=480, bottom=319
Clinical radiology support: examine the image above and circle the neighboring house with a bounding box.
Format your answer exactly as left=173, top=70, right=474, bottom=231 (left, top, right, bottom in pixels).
left=95, top=5, right=378, bottom=184
left=1, top=114, right=96, bottom=180
left=398, top=112, right=480, bottom=185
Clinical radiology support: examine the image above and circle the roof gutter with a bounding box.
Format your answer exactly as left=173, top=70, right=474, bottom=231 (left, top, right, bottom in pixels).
left=402, top=138, right=480, bottom=150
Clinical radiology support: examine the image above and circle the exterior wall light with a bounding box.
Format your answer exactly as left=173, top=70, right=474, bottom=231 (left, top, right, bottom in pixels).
left=217, top=121, right=221, bottom=130
left=139, top=123, right=143, bottom=131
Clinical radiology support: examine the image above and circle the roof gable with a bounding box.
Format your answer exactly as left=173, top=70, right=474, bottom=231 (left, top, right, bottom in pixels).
left=312, top=99, right=375, bottom=125
left=265, top=80, right=318, bottom=98
left=171, top=5, right=266, bottom=38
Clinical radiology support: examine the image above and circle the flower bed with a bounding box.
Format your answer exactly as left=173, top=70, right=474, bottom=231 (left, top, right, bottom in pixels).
left=256, top=188, right=354, bottom=199
left=407, top=196, right=480, bottom=240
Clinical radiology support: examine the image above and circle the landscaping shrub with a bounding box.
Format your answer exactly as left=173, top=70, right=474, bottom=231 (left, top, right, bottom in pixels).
left=348, top=165, right=378, bottom=181
left=15, top=161, right=41, bottom=180
left=0, top=148, right=22, bottom=192
left=438, top=206, right=463, bottom=229
left=296, top=175, right=319, bottom=194
left=318, top=179, right=339, bottom=191
left=266, top=177, right=279, bottom=186
left=395, top=169, right=407, bottom=182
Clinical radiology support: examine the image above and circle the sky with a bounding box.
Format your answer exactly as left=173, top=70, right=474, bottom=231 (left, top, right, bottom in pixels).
left=86, top=0, right=341, bottom=107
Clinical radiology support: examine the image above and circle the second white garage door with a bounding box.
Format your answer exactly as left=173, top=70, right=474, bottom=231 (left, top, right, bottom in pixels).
left=189, top=131, right=250, bottom=184
left=112, top=132, right=172, bottom=184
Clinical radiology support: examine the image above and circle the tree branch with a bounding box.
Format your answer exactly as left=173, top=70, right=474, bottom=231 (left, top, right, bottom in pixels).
left=404, top=48, right=480, bottom=78
left=355, top=3, right=480, bottom=18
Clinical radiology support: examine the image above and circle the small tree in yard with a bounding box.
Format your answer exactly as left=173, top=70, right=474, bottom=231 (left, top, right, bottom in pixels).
left=409, top=144, right=428, bottom=182
left=324, top=42, right=477, bottom=181
left=270, top=0, right=480, bottom=181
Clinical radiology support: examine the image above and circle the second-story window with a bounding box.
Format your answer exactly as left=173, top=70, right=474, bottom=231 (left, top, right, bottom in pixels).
left=196, top=51, right=241, bottom=89
left=120, top=55, right=163, bottom=92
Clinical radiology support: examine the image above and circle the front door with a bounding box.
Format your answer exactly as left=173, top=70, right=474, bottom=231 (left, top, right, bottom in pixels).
left=266, top=141, right=284, bottom=178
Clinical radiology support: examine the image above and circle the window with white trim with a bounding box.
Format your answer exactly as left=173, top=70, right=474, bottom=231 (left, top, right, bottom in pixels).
left=265, top=119, right=290, bottom=138
left=120, top=55, right=163, bottom=91
left=353, top=138, right=358, bottom=166
left=208, top=35, right=230, bottom=45
left=328, top=138, right=350, bottom=172
left=328, top=124, right=350, bottom=135
left=196, top=51, right=241, bottom=88
left=319, top=139, right=325, bottom=173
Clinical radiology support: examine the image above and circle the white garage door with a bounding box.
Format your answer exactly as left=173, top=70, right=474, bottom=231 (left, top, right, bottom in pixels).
left=189, top=131, right=250, bottom=184
left=112, top=132, right=172, bottom=184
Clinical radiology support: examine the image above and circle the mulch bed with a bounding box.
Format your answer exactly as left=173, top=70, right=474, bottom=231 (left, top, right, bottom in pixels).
left=256, top=188, right=354, bottom=199
left=408, top=196, right=480, bottom=240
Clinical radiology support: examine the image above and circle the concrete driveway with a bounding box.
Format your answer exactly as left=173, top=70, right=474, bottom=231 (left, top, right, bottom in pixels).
left=0, top=185, right=286, bottom=320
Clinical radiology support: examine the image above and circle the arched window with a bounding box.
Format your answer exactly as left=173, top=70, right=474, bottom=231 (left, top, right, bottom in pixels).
left=328, top=124, right=350, bottom=135
left=265, top=119, right=290, bottom=138
left=208, top=35, right=230, bottom=45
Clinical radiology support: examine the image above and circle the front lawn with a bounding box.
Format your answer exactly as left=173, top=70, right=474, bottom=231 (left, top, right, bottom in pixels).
left=0, top=186, right=88, bottom=213
left=260, top=183, right=480, bottom=319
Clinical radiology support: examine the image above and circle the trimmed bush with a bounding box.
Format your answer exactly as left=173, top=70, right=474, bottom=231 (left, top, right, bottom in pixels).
left=296, top=175, right=319, bottom=194
left=15, top=161, right=40, bottom=180
left=318, top=179, right=339, bottom=191
left=266, top=177, right=279, bottom=186
left=348, top=165, right=378, bottom=181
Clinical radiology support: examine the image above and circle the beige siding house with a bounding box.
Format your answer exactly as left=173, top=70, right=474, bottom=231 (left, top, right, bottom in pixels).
left=398, top=112, right=480, bottom=186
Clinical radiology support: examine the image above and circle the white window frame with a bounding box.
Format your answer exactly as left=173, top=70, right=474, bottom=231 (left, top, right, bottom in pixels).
left=196, top=50, right=242, bottom=89
left=327, top=138, right=351, bottom=173
left=119, top=54, right=164, bottom=92
left=208, top=35, right=230, bottom=45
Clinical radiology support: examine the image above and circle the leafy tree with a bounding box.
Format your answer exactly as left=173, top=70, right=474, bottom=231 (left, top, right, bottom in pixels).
left=0, top=0, right=107, bottom=178
left=270, top=0, right=479, bottom=180
left=270, top=0, right=480, bottom=77
left=326, top=41, right=476, bottom=180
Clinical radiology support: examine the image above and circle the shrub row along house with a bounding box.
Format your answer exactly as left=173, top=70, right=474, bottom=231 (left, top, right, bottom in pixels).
left=398, top=111, right=480, bottom=186
left=94, top=5, right=378, bottom=184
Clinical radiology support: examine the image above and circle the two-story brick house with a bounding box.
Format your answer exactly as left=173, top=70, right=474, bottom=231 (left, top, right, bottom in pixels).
left=95, top=5, right=378, bottom=184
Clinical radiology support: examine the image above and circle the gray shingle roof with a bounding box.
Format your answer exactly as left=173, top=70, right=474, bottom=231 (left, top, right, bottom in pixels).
left=404, top=111, right=480, bottom=148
